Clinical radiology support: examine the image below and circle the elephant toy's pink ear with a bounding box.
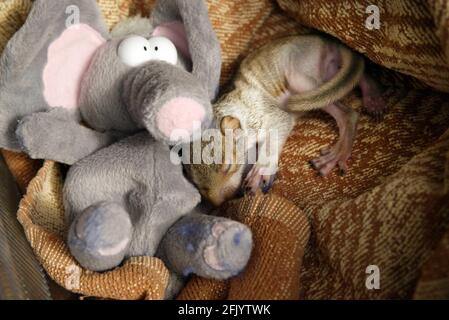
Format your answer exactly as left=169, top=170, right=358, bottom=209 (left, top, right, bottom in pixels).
left=0, top=0, right=109, bottom=152
left=43, top=25, right=106, bottom=110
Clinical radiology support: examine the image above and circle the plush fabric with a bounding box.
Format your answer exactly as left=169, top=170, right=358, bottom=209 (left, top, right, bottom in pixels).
left=0, top=0, right=129, bottom=188
left=0, top=0, right=39, bottom=192
left=1, top=0, right=449, bottom=300
left=3, top=0, right=253, bottom=293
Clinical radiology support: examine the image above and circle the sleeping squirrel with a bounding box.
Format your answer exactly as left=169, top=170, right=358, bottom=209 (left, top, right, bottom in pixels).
left=184, top=35, right=386, bottom=206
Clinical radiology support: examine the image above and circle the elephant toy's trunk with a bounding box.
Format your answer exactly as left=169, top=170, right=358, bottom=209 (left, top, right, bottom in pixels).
left=122, top=61, right=213, bottom=145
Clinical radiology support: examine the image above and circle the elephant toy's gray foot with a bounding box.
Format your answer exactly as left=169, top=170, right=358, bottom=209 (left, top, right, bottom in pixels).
left=67, top=202, right=132, bottom=272
left=159, top=214, right=253, bottom=280
left=202, top=220, right=253, bottom=275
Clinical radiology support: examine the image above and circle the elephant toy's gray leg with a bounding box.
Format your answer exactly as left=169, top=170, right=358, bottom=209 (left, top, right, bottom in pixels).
left=158, top=213, right=253, bottom=280
left=67, top=202, right=132, bottom=272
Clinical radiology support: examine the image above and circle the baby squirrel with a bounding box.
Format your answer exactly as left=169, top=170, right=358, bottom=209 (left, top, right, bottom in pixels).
left=184, top=35, right=386, bottom=206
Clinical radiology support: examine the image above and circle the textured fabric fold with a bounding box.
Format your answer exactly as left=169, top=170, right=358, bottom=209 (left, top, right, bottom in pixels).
left=277, top=0, right=449, bottom=92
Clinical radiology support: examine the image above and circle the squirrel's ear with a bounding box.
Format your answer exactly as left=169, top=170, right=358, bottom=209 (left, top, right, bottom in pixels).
left=150, top=0, right=222, bottom=100
left=220, top=116, right=241, bottom=136
left=219, top=116, right=241, bottom=175
left=0, top=0, right=108, bottom=152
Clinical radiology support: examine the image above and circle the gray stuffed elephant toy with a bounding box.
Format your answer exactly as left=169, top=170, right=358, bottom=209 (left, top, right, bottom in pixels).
left=0, top=0, right=253, bottom=290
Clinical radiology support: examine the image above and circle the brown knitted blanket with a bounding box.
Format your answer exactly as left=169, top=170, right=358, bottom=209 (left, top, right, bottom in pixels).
left=1, top=0, right=448, bottom=299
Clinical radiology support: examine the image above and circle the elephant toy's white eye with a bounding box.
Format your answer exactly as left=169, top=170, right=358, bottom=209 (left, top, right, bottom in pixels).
left=118, top=35, right=178, bottom=67
left=146, top=36, right=178, bottom=65
left=118, top=36, right=152, bottom=67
